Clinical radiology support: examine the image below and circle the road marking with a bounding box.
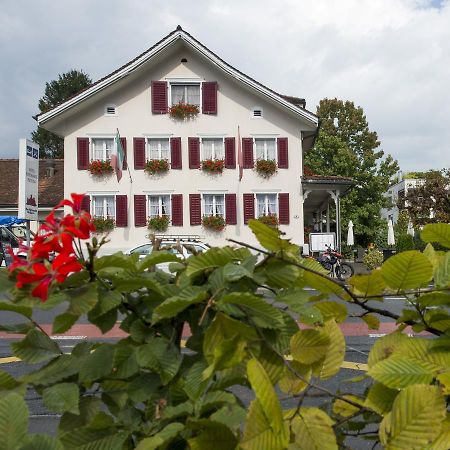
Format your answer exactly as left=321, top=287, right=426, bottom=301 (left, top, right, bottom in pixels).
left=0, top=356, right=21, bottom=364
left=341, top=361, right=368, bottom=371
left=50, top=336, right=87, bottom=340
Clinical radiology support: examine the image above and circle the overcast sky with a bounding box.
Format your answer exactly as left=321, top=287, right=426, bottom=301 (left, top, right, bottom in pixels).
left=1, top=0, right=449, bottom=171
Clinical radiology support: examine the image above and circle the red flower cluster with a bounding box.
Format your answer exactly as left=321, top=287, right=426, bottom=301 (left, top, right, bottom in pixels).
left=88, top=160, right=114, bottom=176
left=201, top=159, right=225, bottom=174
left=144, top=159, right=170, bottom=175
left=258, top=214, right=279, bottom=227
left=8, top=194, right=95, bottom=301
left=169, top=102, right=199, bottom=120
left=255, top=159, right=277, bottom=178
left=202, top=215, right=226, bottom=232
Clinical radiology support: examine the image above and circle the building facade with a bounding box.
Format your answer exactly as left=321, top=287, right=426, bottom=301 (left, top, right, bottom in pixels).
left=37, top=27, right=340, bottom=253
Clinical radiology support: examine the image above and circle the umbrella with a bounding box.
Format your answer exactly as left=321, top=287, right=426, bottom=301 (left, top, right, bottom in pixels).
left=346, top=220, right=354, bottom=246
left=407, top=221, right=414, bottom=237
left=387, top=219, right=395, bottom=246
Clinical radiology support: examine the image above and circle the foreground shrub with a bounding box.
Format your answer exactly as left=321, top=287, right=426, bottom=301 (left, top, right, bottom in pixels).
left=363, top=248, right=384, bottom=270
left=2, top=194, right=450, bottom=449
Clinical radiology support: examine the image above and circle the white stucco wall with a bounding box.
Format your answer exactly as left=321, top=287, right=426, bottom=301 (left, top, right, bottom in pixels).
left=48, top=42, right=316, bottom=253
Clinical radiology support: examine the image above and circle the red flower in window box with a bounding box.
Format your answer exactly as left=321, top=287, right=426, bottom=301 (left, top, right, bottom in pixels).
left=169, top=102, right=199, bottom=120
left=201, top=159, right=225, bottom=174
left=255, top=159, right=277, bottom=178
left=202, top=215, right=226, bottom=231
left=144, top=159, right=170, bottom=175
left=258, top=213, right=279, bottom=227
left=148, top=215, right=170, bottom=232
left=88, top=160, right=114, bottom=176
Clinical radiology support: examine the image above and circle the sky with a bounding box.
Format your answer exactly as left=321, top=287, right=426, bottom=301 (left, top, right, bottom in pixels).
left=1, top=0, right=449, bottom=172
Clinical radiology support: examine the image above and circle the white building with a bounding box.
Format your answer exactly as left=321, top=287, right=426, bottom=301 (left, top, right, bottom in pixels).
left=37, top=26, right=351, bottom=253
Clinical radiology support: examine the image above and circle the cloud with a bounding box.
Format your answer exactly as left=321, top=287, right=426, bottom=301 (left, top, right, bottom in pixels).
left=0, top=0, right=449, bottom=171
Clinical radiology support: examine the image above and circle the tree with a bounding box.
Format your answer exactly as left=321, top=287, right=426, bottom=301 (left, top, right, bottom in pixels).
left=32, top=69, right=92, bottom=158
left=403, top=169, right=450, bottom=226
left=2, top=197, right=450, bottom=449
left=305, top=98, right=399, bottom=246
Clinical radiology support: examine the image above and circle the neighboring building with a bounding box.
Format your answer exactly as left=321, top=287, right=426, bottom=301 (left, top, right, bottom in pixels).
left=36, top=26, right=350, bottom=253
left=381, top=172, right=425, bottom=223
left=0, top=159, right=64, bottom=227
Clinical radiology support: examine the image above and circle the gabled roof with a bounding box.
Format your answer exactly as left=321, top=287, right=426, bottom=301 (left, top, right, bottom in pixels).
left=0, top=159, right=64, bottom=208
left=37, top=26, right=318, bottom=126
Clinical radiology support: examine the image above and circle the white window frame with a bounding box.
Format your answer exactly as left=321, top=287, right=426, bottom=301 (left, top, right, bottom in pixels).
left=201, top=193, right=225, bottom=218
left=147, top=194, right=172, bottom=219
left=168, top=79, right=202, bottom=108
left=90, top=137, right=115, bottom=161
left=253, top=137, right=277, bottom=162
left=200, top=137, right=225, bottom=161
left=255, top=193, right=278, bottom=218
left=146, top=137, right=171, bottom=162
left=90, top=194, right=116, bottom=219
left=104, top=104, right=117, bottom=116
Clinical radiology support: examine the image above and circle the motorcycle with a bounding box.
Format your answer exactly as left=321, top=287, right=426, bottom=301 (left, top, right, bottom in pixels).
left=315, top=245, right=354, bottom=281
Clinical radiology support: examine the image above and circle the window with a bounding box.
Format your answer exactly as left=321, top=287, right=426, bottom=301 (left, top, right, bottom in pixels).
left=255, top=138, right=276, bottom=161
left=203, top=194, right=225, bottom=217
left=148, top=195, right=171, bottom=218
left=256, top=193, right=277, bottom=217
left=92, top=195, right=115, bottom=219
left=147, top=138, right=170, bottom=161
left=170, top=83, right=200, bottom=106
left=201, top=138, right=224, bottom=160
left=91, top=138, right=114, bottom=161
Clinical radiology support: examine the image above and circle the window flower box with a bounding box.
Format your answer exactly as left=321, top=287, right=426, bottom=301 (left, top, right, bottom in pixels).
left=169, top=102, right=199, bottom=120
left=258, top=214, right=279, bottom=227
left=148, top=215, right=170, bottom=232
left=255, top=159, right=277, bottom=178
left=201, top=159, right=225, bottom=174
left=202, top=215, right=225, bottom=232
left=92, top=217, right=115, bottom=233
left=88, top=160, right=114, bottom=176
left=144, top=159, right=170, bottom=175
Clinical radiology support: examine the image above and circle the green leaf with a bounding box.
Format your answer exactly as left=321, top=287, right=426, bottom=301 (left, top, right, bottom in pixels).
left=95, top=251, right=138, bottom=270
left=219, top=292, right=284, bottom=329
left=135, top=423, right=184, bottom=450
left=381, top=251, right=433, bottom=290
left=42, top=383, right=79, bottom=414
left=364, top=382, right=398, bottom=415
left=11, top=329, right=61, bottom=363
left=162, top=401, right=194, bottom=420
left=184, top=360, right=210, bottom=401
left=258, top=346, right=285, bottom=385
left=426, top=415, right=450, bottom=450
left=315, top=301, right=347, bottom=323
left=0, top=369, right=19, bottom=390
left=248, top=219, right=292, bottom=252
left=421, top=223, right=450, bottom=248
left=289, top=407, right=337, bottom=450
left=21, top=434, right=64, bottom=450
left=278, top=361, right=311, bottom=395
left=368, top=355, right=439, bottom=388
left=222, top=262, right=253, bottom=281
left=22, top=354, right=79, bottom=386
left=434, top=253, right=450, bottom=288
left=419, top=292, right=450, bottom=307
left=59, top=429, right=127, bottom=450
left=332, top=395, right=363, bottom=418
left=362, top=314, right=380, bottom=330
left=112, top=344, right=139, bottom=378
left=188, top=421, right=238, bottom=450
left=127, top=373, right=159, bottom=403
left=210, top=404, right=247, bottom=430
left=0, top=301, right=32, bottom=318
left=381, top=385, right=446, bottom=449
left=263, top=259, right=301, bottom=288
left=348, top=270, right=385, bottom=298
left=247, top=358, right=286, bottom=441
left=318, top=320, right=346, bottom=380
left=185, top=247, right=241, bottom=278
left=152, top=287, right=208, bottom=323
left=79, top=344, right=115, bottom=382
left=67, top=286, right=98, bottom=315
left=290, top=329, right=330, bottom=364
left=0, top=392, right=29, bottom=450
left=0, top=322, right=33, bottom=334
left=52, top=313, right=78, bottom=334
left=197, top=391, right=236, bottom=416
left=368, top=332, right=409, bottom=368
left=136, top=251, right=181, bottom=272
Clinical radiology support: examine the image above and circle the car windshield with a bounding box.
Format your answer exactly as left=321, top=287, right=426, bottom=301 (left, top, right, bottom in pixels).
left=10, top=226, right=35, bottom=239
left=130, top=244, right=153, bottom=255
left=183, top=244, right=207, bottom=255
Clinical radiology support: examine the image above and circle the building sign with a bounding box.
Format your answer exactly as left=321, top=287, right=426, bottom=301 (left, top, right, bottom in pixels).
left=309, top=232, right=336, bottom=253
left=18, top=139, right=39, bottom=220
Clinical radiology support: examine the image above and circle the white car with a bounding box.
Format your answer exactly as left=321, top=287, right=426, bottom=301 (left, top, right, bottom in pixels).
left=126, top=236, right=210, bottom=273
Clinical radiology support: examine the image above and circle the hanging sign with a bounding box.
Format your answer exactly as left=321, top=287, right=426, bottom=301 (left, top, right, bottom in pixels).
left=18, top=139, right=39, bottom=220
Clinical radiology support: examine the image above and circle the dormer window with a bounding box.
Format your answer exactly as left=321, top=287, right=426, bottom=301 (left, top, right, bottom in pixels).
left=105, top=105, right=116, bottom=116
left=170, top=83, right=200, bottom=106
left=252, top=107, right=263, bottom=118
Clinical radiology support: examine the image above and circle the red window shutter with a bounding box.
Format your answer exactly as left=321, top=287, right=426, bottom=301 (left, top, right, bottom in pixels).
left=277, top=137, right=288, bottom=169
left=80, top=195, right=90, bottom=213
left=242, top=138, right=254, bottom=169
left=171, top=194, right=183, bottom=226
left=243, top=193, right=255, bottom=224
left=151, top=81, right=168, bottom=114
left=77, top=137, right=89, bottom=170
left=202, top=81, right=218, bottom=114
left=134, top=195, right=147, bottom=227
left=188, top=137, right=200, bottom=169
left=278, top=193, right=290, bottom=225
left=116, top=195, right=128, bottom=227
left=224, top=137, right=236, bottom=169
left=189, top=194, right=202, bottom=225
left=133, top=138, right=145, bottom=170
left=225, top=194, right=237, bottom=225
left=170, top=137, right=182, bottom=170
left=120, top=137, right=128, bottom=170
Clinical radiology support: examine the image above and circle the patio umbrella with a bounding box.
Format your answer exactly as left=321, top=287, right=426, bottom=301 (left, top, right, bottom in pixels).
left=346, top=220, right=354, bottom=246
left=407, top=221, right=414, bottom=237
left=387, top=219, right=395, bottom=246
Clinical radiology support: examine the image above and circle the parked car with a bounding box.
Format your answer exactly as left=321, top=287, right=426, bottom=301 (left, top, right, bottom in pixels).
left=125, top=236, right=210, bottom=273
left=0, top=225, right=35, bottom=266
